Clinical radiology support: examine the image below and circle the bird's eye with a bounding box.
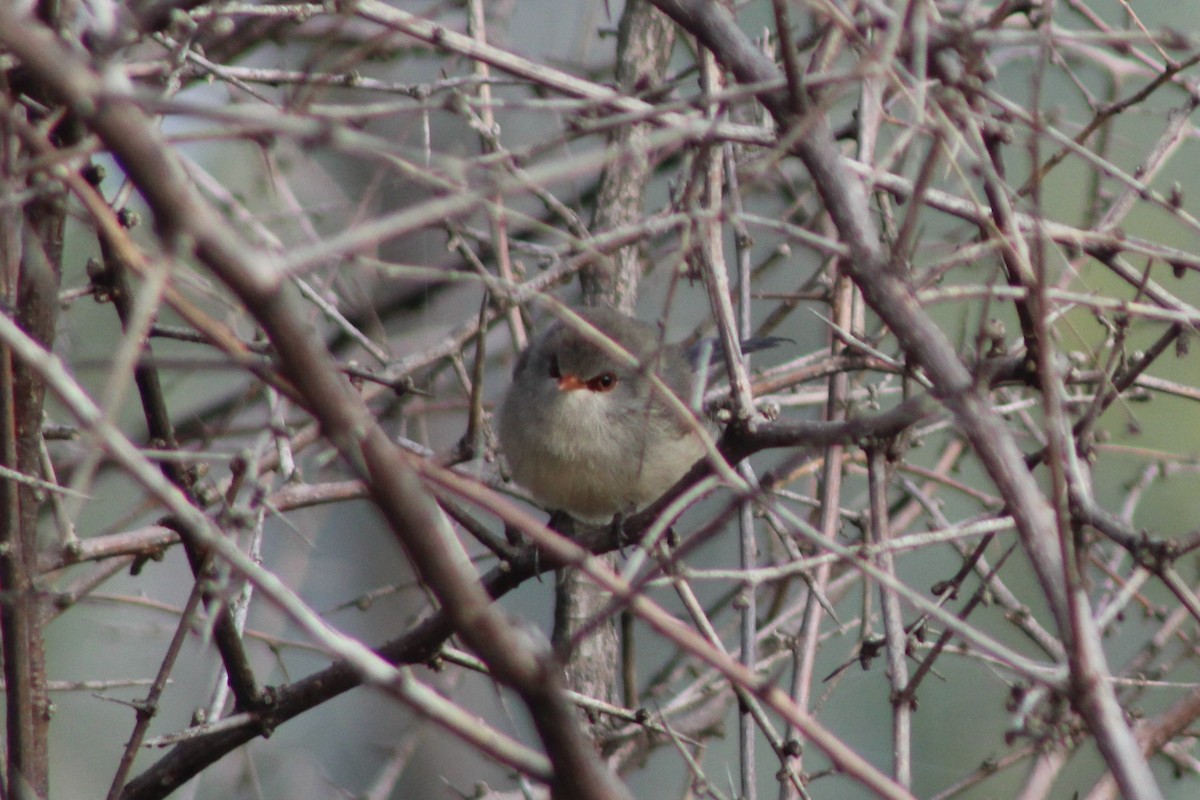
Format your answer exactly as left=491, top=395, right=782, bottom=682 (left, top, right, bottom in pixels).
left=587, top=372, right=618, bottom=392
left=548, top=355, right=561, bottom=380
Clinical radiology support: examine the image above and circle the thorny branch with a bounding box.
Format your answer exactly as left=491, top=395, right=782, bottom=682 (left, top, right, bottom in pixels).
left=2, top=2, right=1200, bottom=800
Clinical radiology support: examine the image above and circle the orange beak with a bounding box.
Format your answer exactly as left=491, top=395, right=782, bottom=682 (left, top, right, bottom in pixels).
left=557, top=374, right=586, bottom=391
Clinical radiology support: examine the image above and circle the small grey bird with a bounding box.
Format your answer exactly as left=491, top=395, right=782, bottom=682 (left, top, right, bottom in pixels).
left=498, top=307, right=709, bottom=522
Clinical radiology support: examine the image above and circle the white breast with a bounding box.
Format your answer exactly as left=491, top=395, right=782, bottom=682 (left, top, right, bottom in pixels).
left=499, top=387, right=705, bottom=521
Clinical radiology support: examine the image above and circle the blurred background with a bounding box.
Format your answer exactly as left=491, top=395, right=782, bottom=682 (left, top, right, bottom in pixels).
left=10, top=0, right=1200, bottom=798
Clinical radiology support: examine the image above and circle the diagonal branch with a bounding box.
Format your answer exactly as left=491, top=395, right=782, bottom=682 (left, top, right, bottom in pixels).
left=643, top=2, right=1163, bottom=798
left=0, top=8, right=632, bottom=800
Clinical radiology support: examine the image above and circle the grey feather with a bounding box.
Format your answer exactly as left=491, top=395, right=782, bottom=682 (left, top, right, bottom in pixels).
left=498, top=308, right=708, bottom=521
